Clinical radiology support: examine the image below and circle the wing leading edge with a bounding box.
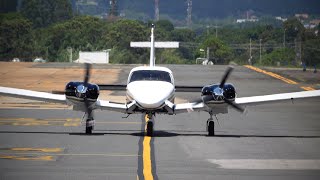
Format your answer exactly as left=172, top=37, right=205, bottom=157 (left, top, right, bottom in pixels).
left=0, top=86, right=66, bottom=104
left=235, top=90, right=320, bottom=106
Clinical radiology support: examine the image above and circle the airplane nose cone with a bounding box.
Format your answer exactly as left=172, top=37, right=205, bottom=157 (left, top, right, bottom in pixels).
left=127, top=81, right=174, bottom=109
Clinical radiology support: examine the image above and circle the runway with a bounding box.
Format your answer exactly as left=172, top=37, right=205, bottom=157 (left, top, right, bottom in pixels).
left=1, top=65, right=320, bottom=179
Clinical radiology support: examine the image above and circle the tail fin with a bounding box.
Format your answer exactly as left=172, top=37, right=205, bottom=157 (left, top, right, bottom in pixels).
left=150, top=24, right=155, bottom=67
left=130, top=24, right=179, bottom=67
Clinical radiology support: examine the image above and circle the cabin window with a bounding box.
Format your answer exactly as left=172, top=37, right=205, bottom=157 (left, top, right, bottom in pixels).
left=129, top=70, right=172, bottom=83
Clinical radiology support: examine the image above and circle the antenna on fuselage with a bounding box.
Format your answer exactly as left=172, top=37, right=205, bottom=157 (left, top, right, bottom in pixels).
left=130, top=25, right=179, bottom=67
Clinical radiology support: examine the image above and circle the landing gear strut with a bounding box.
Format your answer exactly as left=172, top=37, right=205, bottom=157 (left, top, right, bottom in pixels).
left=207, top=111, right=215, bottom=136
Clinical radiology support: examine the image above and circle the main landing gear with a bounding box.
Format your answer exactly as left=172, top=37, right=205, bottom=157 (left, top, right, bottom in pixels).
left=207, top=111, right=215, bottom=136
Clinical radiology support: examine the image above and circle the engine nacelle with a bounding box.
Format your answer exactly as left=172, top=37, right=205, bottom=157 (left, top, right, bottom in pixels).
left=65, top=82, right=99, bottom=100
left=201, top=83, right=236, bottom=101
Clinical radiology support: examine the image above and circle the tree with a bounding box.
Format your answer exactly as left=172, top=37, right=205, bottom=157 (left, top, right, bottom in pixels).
left=171, top=28, right=196, bottom=60
left=104, top=19, right=147, bottom=48
left=0, top=13, right=34, bottom=61
left=21, top=0, right=73, bottom=28
left=42, top=16, right=108, bottom=61
left=283, top=17, right=305, bottom=43
left=200, top=36, right=232, bottom=64
left=156, top=19, right=174, bottom=32
left=261, top=48, right=295, bottom=66
left=303, top=39, right=320, bottom=66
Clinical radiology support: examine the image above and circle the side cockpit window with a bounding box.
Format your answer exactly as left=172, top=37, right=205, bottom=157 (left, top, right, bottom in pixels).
left=129, top=70, right=172, bottom=83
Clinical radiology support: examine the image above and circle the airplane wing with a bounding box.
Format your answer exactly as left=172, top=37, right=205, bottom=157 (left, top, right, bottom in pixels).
left=0, top=86, right=67, bottom=104
left=175, top=86, right=203, bottom=92
left=235, top=90, right=320, bottom=106
left=171, top=90, right=320, bottom=114
left=99, top=84, right=126, bottom=91
left=95, top=100, right=136, bottom=114
left=173, top=102, right=207, bottom=114
left=0, top=86, right=136, bottom=113
left=162, top=100, right=208, bottom=114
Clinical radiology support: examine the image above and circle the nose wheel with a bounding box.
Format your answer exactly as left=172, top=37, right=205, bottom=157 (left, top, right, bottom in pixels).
left=85, top=118, right=94, bottom=134
left=146, top=121, right=153, bottom=137
left=207, top=120, right=215, bottom=136
left=207, top=111, right=215, bottom=136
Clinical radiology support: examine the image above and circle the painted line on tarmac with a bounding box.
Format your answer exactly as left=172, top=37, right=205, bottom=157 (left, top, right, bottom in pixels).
left=0, top=117, right=140, bottom=127
left=244, top=65, right=317, bottom=91
left=301, top=86, right=316, bottom=91
left=244, top=65, right=298, bottom=85
left=143, top=115, right=156, bottom=180
left=0, top=104, right=71, bottom=110
left=0, top=155, right=54, bottom=161
left=208, top=159, right=320, bottom=170
left=137, top=115, right=157, bottom=180
left=0, top=147, right=138, bottom=161
left=0, top=147, right=62, bottom=161
left=8, top=147, right=63, bottom=153
left=0, top=153, right=139, bottom=157
left=0, top=117, right=80, bottom=127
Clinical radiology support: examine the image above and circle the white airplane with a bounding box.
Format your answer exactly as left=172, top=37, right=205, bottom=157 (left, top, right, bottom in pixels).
left=1, top=24, right=320, bottom=136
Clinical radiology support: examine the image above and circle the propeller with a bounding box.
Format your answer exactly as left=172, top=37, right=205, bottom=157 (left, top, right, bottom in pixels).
left=83, top=63, right=93, bottom=119
left=194, top=66, right=244, bottom=113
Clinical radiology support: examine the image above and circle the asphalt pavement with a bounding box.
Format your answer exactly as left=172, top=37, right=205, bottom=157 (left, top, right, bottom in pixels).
left=0, top=65, right=320, bottom=180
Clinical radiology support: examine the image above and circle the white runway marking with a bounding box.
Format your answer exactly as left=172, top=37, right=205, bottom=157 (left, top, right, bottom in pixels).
left=208, top=159, right=320, bottom=170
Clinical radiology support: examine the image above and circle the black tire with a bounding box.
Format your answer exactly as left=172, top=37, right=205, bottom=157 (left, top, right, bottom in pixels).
left=146, top=121, right=153, bottom=137
left=86, top=126, right=93, bottom=134
left=208, top=121, right=215, bottom=136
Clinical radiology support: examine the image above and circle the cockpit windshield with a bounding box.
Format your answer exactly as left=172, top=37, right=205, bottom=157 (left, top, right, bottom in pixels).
left=129, top=70, right=172, bottom=83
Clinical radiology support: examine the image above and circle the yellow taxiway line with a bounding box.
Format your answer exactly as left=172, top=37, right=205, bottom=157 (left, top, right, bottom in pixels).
left=0, top=117, right=140, bottom=127
left=0, top=147, right=138, bottom=161
left=244, top=65, right=316, bottom=91
left=143, top=115, right=154, bottom=180
left=244, top=65, right=298, bottom=84
left=300, top=86, right=316, bottom=91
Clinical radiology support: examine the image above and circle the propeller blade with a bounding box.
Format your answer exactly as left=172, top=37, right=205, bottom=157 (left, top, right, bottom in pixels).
left=83, top=63, right=93, bottom=119
left=84, top=63, right=91, bottom=87
left=224, top=98, right=244, bottom=113
left=219, top=66, right=233, bottom=88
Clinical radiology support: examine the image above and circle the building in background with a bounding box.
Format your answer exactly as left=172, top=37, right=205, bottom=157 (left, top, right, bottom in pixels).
left=75, top=50, right=110, bottom=64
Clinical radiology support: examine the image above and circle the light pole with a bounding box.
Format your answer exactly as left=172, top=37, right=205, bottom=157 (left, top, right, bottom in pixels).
left=249, top=38, right=252, bottom=65
left=259, top=39, right=262, bottom=64
left=283, top=28, right=286, bottom=48
left=67, top=47, right=72, bottom=63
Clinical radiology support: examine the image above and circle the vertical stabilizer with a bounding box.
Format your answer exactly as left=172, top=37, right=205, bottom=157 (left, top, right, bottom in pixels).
left=130, top=24, right=179, bottom=67
left=150, top=24, right=156, bottom=67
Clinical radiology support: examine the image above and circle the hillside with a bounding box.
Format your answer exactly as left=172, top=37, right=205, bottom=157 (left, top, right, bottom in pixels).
left=78, top=0, right=320, bottom=20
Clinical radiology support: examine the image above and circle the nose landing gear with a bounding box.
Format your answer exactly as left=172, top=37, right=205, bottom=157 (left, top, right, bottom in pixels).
left=146, top=121, right=153, bottom=136
left=85, top=117, right=95, bottom=134
left=145, top=113, right=154, bottom=137
left=207, top=111, right=215, bottom=136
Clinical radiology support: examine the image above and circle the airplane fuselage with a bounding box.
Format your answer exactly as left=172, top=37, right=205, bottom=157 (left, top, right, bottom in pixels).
left=126, top=66, right=175, bottom=110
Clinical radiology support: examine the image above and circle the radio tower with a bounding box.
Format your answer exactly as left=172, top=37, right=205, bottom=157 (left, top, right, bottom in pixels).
left=186, top=0, right=192, bottom=26
left=109, top=0, right=118, bottom=18
left=155, top=0, right=159, bottom=21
